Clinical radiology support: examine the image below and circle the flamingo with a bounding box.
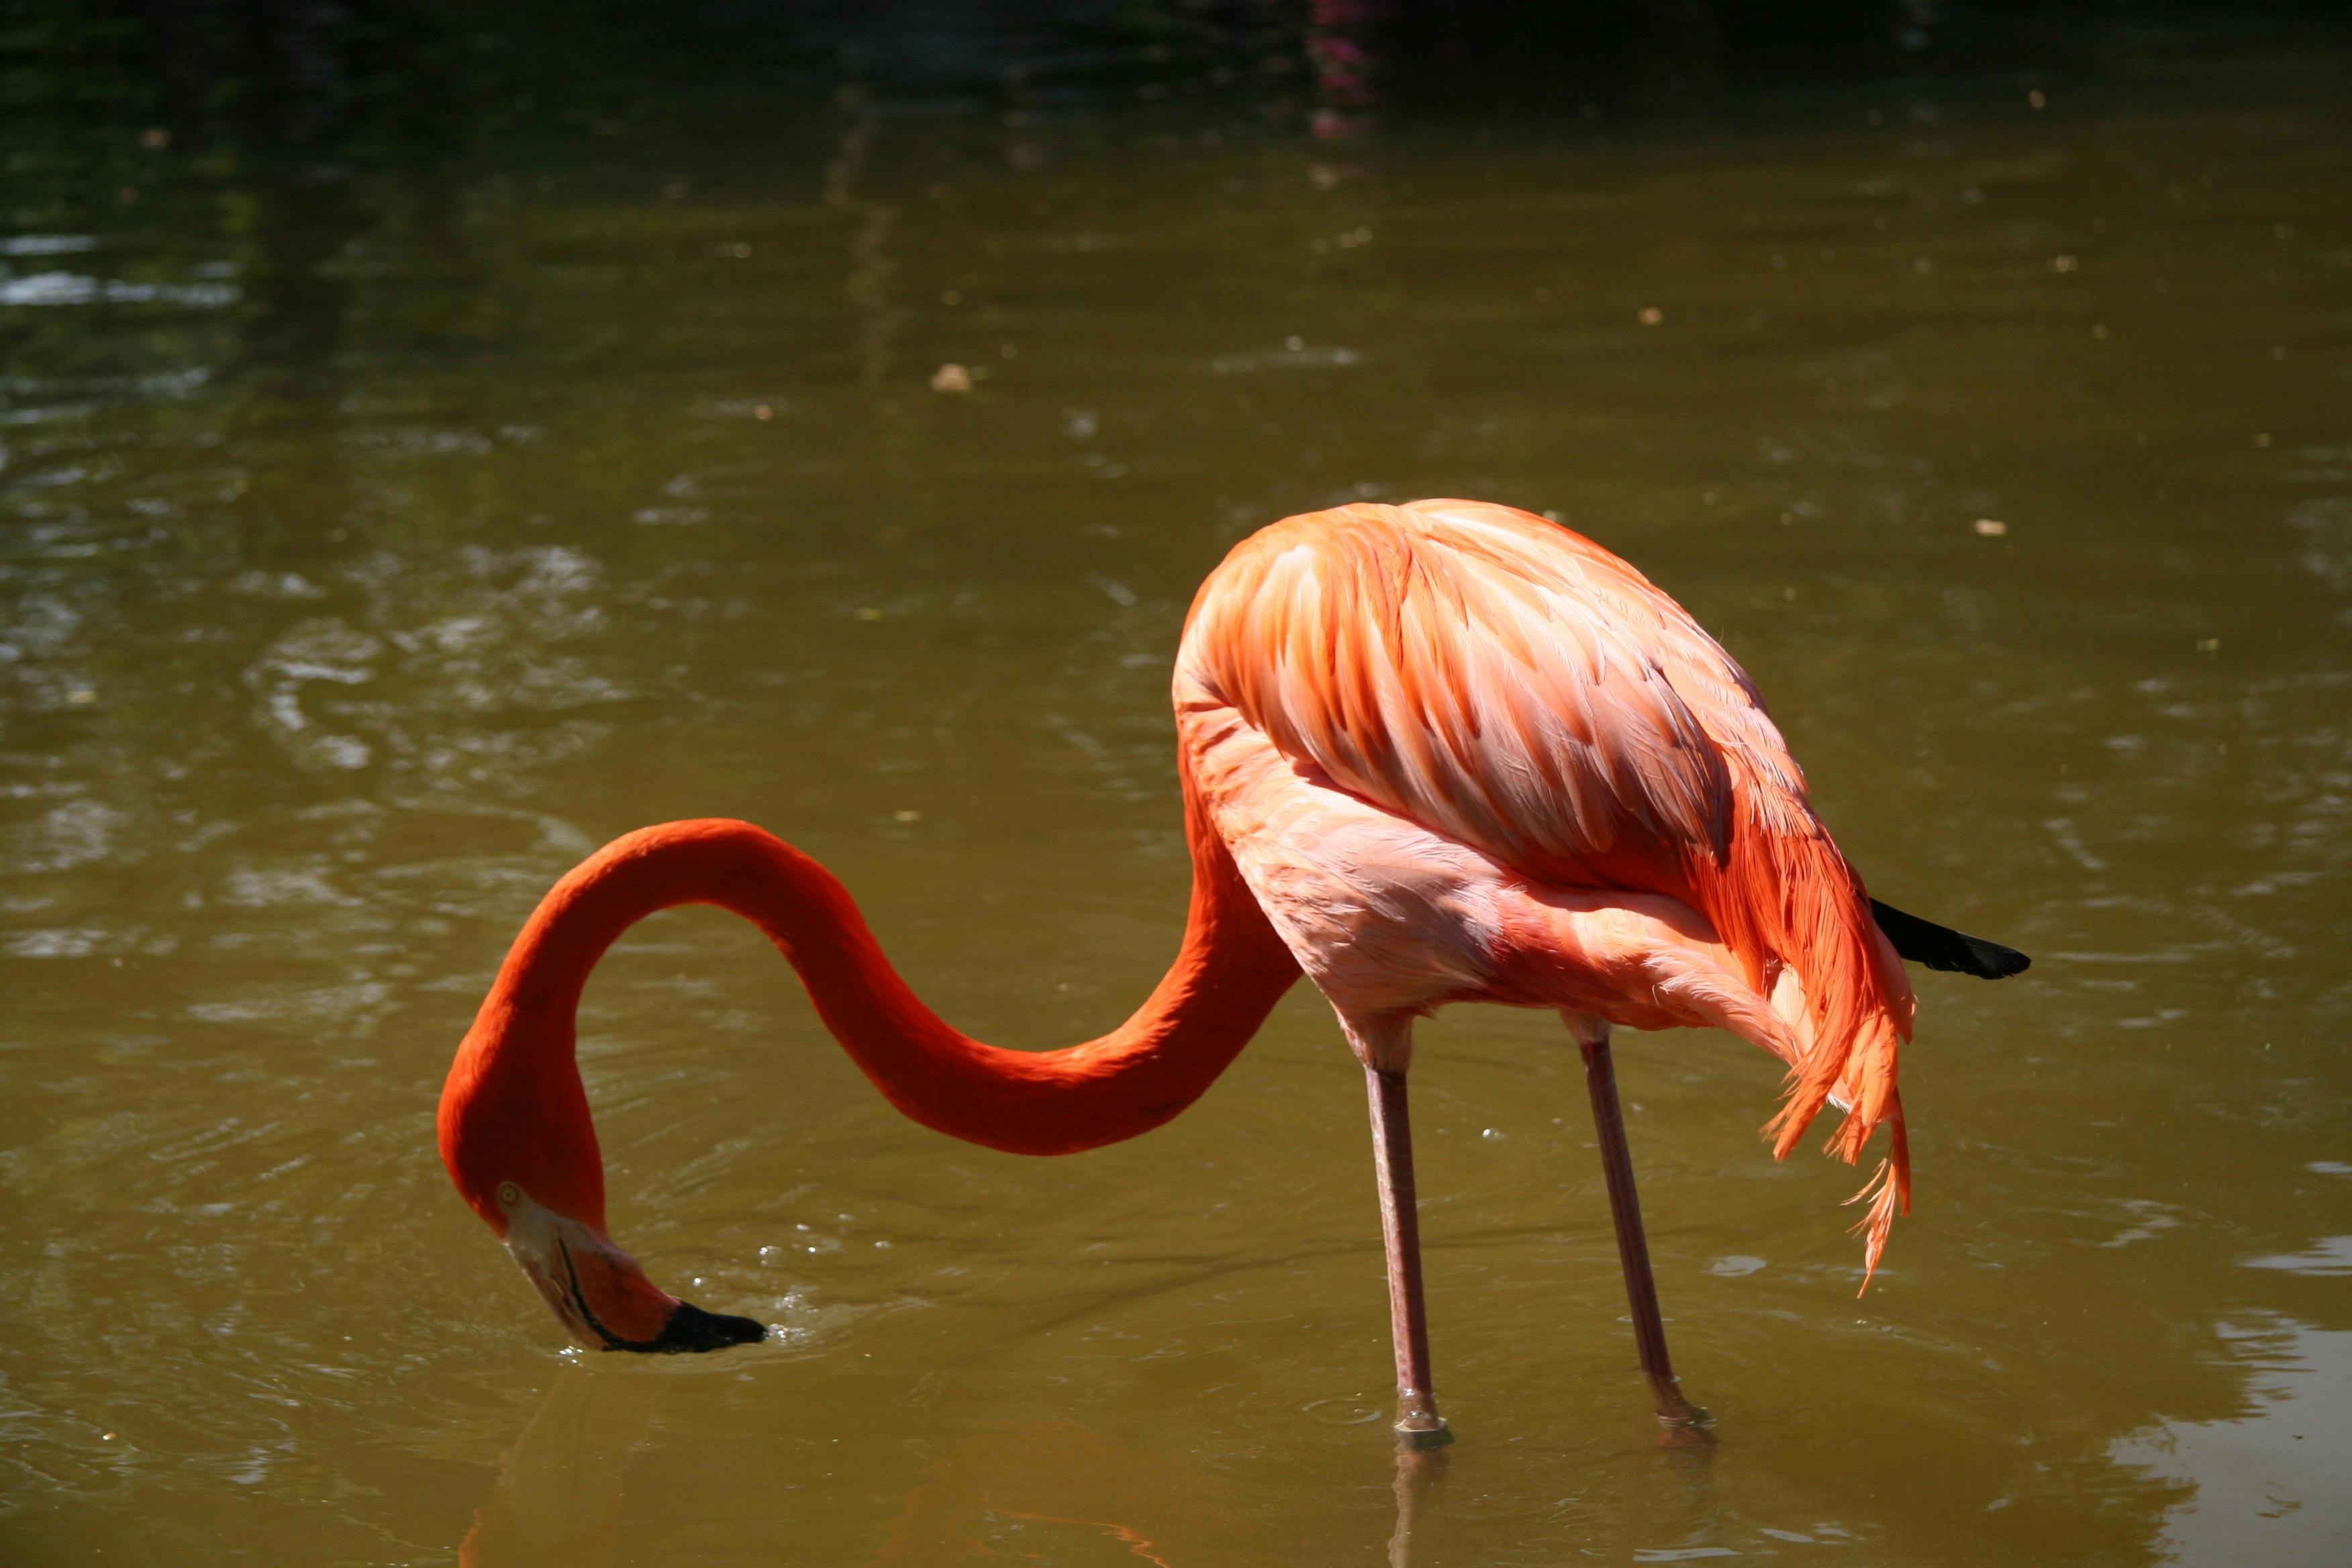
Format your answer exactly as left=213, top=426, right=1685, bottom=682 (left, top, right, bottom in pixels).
left=438, top=498, right=2026, bottom=1443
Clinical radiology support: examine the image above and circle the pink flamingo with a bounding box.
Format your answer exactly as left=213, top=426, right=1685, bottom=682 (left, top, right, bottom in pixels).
left=438, top=499, right=2025, bottom=1443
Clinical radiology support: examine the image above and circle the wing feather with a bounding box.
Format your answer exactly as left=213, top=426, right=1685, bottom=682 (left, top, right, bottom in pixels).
left=1180, top=500, right=1914, bottom=1261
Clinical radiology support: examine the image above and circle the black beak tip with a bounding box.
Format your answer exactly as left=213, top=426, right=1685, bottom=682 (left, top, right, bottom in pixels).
left=649, top=1299, right=767, bottom=1353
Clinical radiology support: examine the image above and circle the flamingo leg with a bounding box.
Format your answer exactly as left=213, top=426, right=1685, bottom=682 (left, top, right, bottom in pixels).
left=1365, top=1063, right=1453, bottom=1449
left=1577, top=1030, right=1712, bottom=1436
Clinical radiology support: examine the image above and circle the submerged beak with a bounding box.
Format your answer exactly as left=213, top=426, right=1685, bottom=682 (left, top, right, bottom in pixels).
left=496, top=1185, right=765, bottom=1354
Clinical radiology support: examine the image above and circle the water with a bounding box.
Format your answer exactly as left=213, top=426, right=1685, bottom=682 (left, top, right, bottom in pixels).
left=4, top=5, right=2349, bottom=1563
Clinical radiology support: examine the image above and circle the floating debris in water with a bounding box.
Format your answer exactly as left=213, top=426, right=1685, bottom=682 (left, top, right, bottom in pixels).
left=1637, top=306, right=1664, bottom=326
left=1973, top=518, right=2008, bottom=536
left=930, top=363, right=973, bottom=393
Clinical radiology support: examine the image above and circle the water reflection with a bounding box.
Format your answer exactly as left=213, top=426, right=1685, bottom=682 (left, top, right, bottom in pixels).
left=464, top=1368, right=1289, bottom=1567
left=458, top=1365, right=1759, bottom=1567
left=1387, top=1443, right=1445, bottom=1567
left=867, top=1417, right=1282, bottom=1565
left=2113, top=1318, right=2352, bottom=1568
left=2245, top=1238, right=2352, bottom=1278
left=460, top=1366, right=665, bottom=1568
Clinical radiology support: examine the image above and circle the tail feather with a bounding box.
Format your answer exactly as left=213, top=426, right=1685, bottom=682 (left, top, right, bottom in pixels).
left=1702, top=823, right=1904, bottom=1165
left=1844, top=1095, right=1910, bottom=1293
left=1694, top=810, right=1914, bottom=1287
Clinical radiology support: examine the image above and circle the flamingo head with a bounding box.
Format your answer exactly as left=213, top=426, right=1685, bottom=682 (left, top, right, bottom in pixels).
left=438, top=1020, right=765, bottom=1355
left=481, top=1179, right=767, bottom=1354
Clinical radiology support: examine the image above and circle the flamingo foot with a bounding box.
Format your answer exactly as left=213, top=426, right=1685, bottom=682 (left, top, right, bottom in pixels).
left=1393, top=1386, right=1454, bottom=1450
left=1649, top=1377, right=1714, bottom=1447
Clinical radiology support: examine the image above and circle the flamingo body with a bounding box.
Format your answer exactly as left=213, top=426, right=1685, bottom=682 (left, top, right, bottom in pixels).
left=1179, top=500, right=1916, bottom=1257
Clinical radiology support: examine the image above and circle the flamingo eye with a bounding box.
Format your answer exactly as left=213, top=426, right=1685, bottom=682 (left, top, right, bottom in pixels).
left=497, top=1181, right=522, bottom=1208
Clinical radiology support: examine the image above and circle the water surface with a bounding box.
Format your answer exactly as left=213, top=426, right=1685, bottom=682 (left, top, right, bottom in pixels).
left=3, top=6, right=2349, bottom=1564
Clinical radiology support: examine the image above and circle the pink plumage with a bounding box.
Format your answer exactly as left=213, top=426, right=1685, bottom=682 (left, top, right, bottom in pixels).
left=1178, top=499, right=1916, bottom=1277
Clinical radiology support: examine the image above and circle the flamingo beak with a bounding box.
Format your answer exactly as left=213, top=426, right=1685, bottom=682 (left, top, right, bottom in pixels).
left=494, top=1183, right=765, bottom=1353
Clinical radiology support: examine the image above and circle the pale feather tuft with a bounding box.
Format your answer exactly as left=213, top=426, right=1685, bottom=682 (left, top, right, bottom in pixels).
left=1841, top=1096, right=1911, bottom=1293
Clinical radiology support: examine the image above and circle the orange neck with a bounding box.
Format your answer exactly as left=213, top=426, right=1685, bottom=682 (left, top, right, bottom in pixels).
left=437, top=791, right=1300, bottom=1230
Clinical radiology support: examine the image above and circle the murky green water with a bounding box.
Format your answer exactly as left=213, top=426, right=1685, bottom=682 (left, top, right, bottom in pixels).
left=5, top=6, right=2350, bottom=1564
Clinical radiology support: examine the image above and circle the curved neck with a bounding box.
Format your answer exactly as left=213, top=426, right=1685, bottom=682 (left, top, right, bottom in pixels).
left=438, top=793, right=1300, bottom=1228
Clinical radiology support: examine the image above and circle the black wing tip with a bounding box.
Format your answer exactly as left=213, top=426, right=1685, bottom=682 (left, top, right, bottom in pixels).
left=1954, top=935, right=2031, bottom=979
left=1870, top=898, right=2031, bottom=981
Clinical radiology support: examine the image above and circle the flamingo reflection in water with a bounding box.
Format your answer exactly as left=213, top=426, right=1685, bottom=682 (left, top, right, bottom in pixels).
left=458, top=1369, right=1282, bottom=1568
